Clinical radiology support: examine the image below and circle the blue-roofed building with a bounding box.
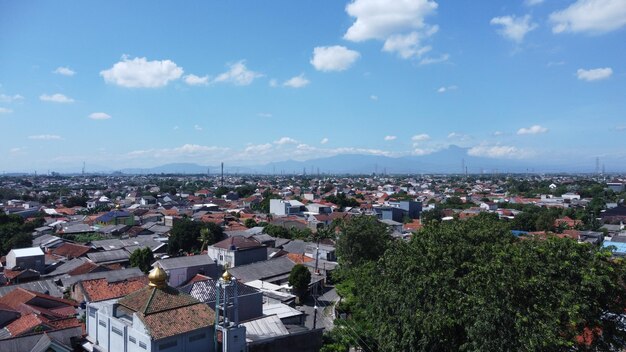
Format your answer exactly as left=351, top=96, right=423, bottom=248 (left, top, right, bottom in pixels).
left=95, top=210, right=135, bottom=226
left=602, top=240, right=626, bottom=256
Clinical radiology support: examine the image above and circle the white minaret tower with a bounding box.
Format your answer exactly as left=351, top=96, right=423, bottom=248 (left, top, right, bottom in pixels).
left=215, top=268, right=247, bottom=352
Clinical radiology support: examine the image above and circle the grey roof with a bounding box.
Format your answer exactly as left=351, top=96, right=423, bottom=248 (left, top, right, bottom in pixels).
left=32, top=234, right=62, bottom=248
left=179, top=278, right=260, bottom=303
left=90, top=237, right=165, bottom=252
left=0, top=326, right=80, bottom=352
left=87, top=249, right=130, bottom=264
left=42, top=257, right=90, bottom=277
left=242, top=315, right=290, bottom=342
left=282, top=240, right=307, bottom=254
left=228, top=257, right=295, bottom=283
left=263, top=303, right=304, bottom=320
left=147, top=225, right=172, bottom=235
left=61, top=223, right=93, bottom=234
left=0, top=279, right=63, bottom=298
left=157, top=255, right=215, bottom=270
left=59, top=267, right=145, bottom=288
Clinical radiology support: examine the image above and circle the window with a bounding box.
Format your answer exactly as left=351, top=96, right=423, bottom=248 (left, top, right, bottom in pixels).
left=112, top=326, right=123, bottom=336
left=189, top=333, right=206, bottom=342
left=129, top=336, right=136, bottom=344
left=139, top=341, right=147, bottom=349
left=98, top=320, right=106, bottom=327
left=88, top=308, right=96, bottom=318
left=159, top=340, right=177, bottom=350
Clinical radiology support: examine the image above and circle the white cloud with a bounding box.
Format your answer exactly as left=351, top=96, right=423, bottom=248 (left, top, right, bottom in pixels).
left=413, top=148, right=436, bottom=155
left=344, top=0, right=441, bottom=60
left=384, top=135, right=397, bottom=141
left=184, top=74, right=209, bottom=86
left=525, top=0, right=544, bottom=6
left=344, top=0, right=438, bottom=41
left=283, top=74, right=310, bottom=88
left=550, top=0, right=626, bottom=34
left=53, top=66, right=75, bottom=76
left=490, top=15, right=538, bottom=43
left=0, top=107, right=12, bottom=114
left=28, top=134, right=62, bottom=140
left=419, top=53, right=449, bottom=65
left=310, top=46, right=360, bottom=72
left=127, top=144, right=229, bottom=160
left=214, top=61, right=262, bottom=86
left=468, top=144, right=527, bottom=159
left=0, top=94, right=24, bottom=103
left=9, top=147, right=23, bottom=153
left=370, top=95, right=378, bottom=101
left=274, top=137, right=298, bottom=145
left=412, top=133, right=431, bottom=142
left=194, top=124, right=203, bottom=131
left=382, top=30, right=435, bottom=59
left=517, top=125, right=548, bottom=135
left=269, top=79, right=279, bottom=88
left=437, top=85, right=457, bottom=93
left=320, top=138, right=329, bottom=144
left=576, top=67, right=613, bottom=81
left=493, top=131, right=505, bottom=136
left=447, top=132, right=469, bottom=140
left=39, top=93, right=74, bottom=103
left=88, top=112, right=111, bottom=120
left=101, top=56, right=183, bottom=88
left=258, top=112, right=272, bottom=118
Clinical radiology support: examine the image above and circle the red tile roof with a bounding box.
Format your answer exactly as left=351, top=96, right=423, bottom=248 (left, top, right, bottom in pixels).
left=287, top=253, right=314, bottom=264
left=5, top=313, right=42, bottom=336
left=67, top=261, right=103, bottom=276
left=0, top=288, right=77, bottom=311
left=51, top=243, right=91, bottom=259
left=79, top=277, right=148, bottom=302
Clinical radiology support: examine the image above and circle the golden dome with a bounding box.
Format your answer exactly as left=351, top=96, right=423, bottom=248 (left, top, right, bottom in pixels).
left=221, top=269, right=232, bottom=282
left=148, top=266, right=168, bottom=288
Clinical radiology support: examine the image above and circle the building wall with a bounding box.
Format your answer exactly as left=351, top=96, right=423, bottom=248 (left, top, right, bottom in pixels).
left=269, top=200, right=287, bottom=216
left=6, top=252, right=45, bottom=272
left=234, top=247, right=268, bottom=267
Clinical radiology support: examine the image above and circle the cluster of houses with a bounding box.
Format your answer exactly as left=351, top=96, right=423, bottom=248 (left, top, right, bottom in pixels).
left=0, top=174, right=625, bottom=351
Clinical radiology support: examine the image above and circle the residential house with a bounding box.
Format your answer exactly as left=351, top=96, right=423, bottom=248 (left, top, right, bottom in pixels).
left=207, top=237, right=267, bottom=269
left=154, top=255, right=218, bottom=287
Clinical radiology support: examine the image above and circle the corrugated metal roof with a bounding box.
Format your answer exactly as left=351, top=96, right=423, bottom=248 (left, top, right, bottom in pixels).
left=263, top=303, right=303, bottom=319
left=157, top=255, right=214, bottom=270
left=87, top=249, right=129, bottom=263
left=179, top=278, right=260, bottom=303
left=0, top=279, right=63, bottom=298
left=242, top=314, right=289, bottom=341
left=9, top=247, right=44, bottom=257
left=228, top=257, right=295, bottom=283
left=59, top=268, right=144, bottom=288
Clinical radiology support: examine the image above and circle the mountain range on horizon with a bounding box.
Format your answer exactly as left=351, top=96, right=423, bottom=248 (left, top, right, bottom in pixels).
left=31, top=145, right=611, bottom=175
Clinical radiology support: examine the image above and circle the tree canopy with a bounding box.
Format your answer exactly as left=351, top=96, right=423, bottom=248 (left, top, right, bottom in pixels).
left=335, top=215, right=392, bottom=268
left=289, top=264, right=311, bottom=299
left=327, top=214, right=626, bottom=351
left=168, top=219, right=224, bottom=254
left=129, top=247, right=154, bottom=273
left=0, top=214, right=37, bottom=255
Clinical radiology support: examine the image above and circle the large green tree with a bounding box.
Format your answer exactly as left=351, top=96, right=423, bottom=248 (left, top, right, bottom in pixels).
left=129, top=247, right=154, bottom=273
left=168, top=219, right=223, bottom=254
left=335, top=215, right=392, bottom=268
left=289, top=264, right=311, bottom=300
left=0, top=214, right=36, bottom=255
left=329, top=214, right=626, bottom=351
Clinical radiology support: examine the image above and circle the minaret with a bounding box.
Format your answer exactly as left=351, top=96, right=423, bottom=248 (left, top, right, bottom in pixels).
left=215, top=268, right=246, bottom=352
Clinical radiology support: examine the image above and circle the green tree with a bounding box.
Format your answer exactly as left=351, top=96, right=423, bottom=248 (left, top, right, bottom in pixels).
left=288, top=264, right=311, bottom=300
left=335, top=215, right=392, bottom=268
left=168, top=219, right=223, bottom=254
left=129, top=247, right=154, bottom=273
left=329, top=214, right=626, bottom=351
left=244, top=218, right=257, bottom=228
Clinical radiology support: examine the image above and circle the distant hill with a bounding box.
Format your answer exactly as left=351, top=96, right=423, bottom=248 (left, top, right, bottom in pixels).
left=113, top=145, right=592, bottom=175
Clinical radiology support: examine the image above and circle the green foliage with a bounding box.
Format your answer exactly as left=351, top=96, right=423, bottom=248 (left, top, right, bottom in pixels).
left=335, top=215, right=392, bottom=268
left=214, top=186, right=230, bottom=198
left=325, top=193, right=360, bottom=209
left=235, top=185, right=257, bottom=198
left=263, top=223, right=312, bottom=240
left=244, top=218, right=257, bottom=228
left=129, top=247, right=154, bottom=273
left=0, top=214, right=33, bottom=255
left=253, top=192, right=281, bottom=214
left=329, top=214, right=626, bottom=351
left=67, top=233, right=106, bottom=243
left=168, top=219, right=224, bottom=254
left=64, top=196, right=88, bottom=208
left=288, top=264, right=311, bottom=298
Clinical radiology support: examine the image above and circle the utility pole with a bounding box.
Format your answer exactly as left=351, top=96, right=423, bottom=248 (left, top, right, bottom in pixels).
left=221, top=162, right=224, bottom=187
left=313, top=305, right=318, bottom=329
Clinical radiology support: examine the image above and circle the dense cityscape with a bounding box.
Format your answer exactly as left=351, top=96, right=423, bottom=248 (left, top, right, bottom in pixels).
left=3, top=0, right=626, bottom=350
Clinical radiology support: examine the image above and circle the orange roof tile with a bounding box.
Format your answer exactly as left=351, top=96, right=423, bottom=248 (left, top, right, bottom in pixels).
left=80, top=277, right=148, bottom=302
left=287, top=253, right=314, bottom=264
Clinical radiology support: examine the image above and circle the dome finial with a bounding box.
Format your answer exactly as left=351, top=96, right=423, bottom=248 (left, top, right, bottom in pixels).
left=221, top=263, right=232, bottom=282
left=148, top=266, right=168, bottom=288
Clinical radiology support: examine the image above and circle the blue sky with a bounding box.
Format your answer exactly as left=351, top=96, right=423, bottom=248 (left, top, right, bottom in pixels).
left=1, top=0, right=625, bottom=172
